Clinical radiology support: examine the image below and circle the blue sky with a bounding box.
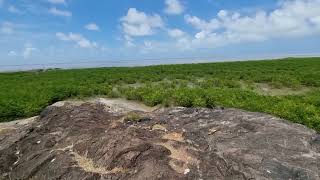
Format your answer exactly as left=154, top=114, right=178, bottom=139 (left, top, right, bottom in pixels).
left=0, top=0, right=320, bottom=70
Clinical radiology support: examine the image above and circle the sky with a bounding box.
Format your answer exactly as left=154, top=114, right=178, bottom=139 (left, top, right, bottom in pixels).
left=0, top=0, right=320, bottom=70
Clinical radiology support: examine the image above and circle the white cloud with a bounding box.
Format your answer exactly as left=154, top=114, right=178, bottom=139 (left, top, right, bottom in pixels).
left=184, top=0, right=320, bottom=48
left=121, top=8, right=164, bottom=37
left=56, top=32, right=98, bottom=48
left=48, top=0, right=66, bottom=5
left=194, top=31, right=210, bottom=40
left=23, top=47, right=37, bottom=58
left=8, top=50, right=17, bottom=56
left=23, top=44, right=37, bottom=58
left=185, top=15, right=220, bottom=32
left=168, top=28, right=185, bottom=38
left=8, top=5, right=23, bottom=14
left=49, top=7, right=71, bottom=17
left=124, top=35, right=136, bottom=47
left=126, top=41, right=136, bottom=47
left=85, top=23, right=100, bottom=31
left=0, top=22, right=14, bottom=34
left=164, top=0, right=184, bottom=15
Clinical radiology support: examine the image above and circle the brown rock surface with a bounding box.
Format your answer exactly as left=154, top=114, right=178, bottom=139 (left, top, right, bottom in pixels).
left=0, top=98, right=319, bottom=180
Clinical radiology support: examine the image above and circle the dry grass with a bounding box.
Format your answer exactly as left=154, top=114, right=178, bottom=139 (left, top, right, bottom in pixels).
left=152, top=124, right=167, bottom=131
left=72, top=152, right=126, bottom=174
left=0, top=127, right=12, bottom=134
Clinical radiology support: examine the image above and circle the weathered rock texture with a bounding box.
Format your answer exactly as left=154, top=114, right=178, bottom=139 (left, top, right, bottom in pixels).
left=0, top=98, right=319, bottom=180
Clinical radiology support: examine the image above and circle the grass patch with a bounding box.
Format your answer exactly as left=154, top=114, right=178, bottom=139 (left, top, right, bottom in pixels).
left=124, top=112, right=142, bottom=122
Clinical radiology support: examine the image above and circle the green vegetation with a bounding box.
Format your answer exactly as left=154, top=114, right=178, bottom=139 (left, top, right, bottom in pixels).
left=1, top=57, right=320, bottom=132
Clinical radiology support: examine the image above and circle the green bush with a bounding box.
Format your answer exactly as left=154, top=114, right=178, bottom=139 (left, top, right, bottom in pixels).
left=173, top=89, right=196, bottom=107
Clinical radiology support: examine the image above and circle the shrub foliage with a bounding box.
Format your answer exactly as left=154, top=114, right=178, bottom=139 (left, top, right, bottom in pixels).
left=1, top=57, right=320, bottom=132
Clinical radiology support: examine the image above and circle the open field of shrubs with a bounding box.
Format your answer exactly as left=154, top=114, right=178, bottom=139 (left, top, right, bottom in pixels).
left=1, top=57, right=320, bottom=131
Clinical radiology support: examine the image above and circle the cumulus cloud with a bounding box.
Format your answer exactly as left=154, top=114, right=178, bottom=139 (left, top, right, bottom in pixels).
left=85, top=23, right=100, bottom=31
left=121, top=8, right=164, bottom=37
left=164, top=0, right=184, bottom=15
left=56, top=32, right=98, bottom=48
left=49, top=7, right=71, bottom=17
left=168, top=28, right=185, bottom=38
left=48, top=0, right=66, bottom=5
left=185, top=15, right=220, bottom=32
left=184, top=0, right=320, bottom=48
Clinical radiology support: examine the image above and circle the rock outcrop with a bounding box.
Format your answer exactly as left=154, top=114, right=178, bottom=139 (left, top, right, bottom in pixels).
left=0, top=98, right=319, bottom=180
